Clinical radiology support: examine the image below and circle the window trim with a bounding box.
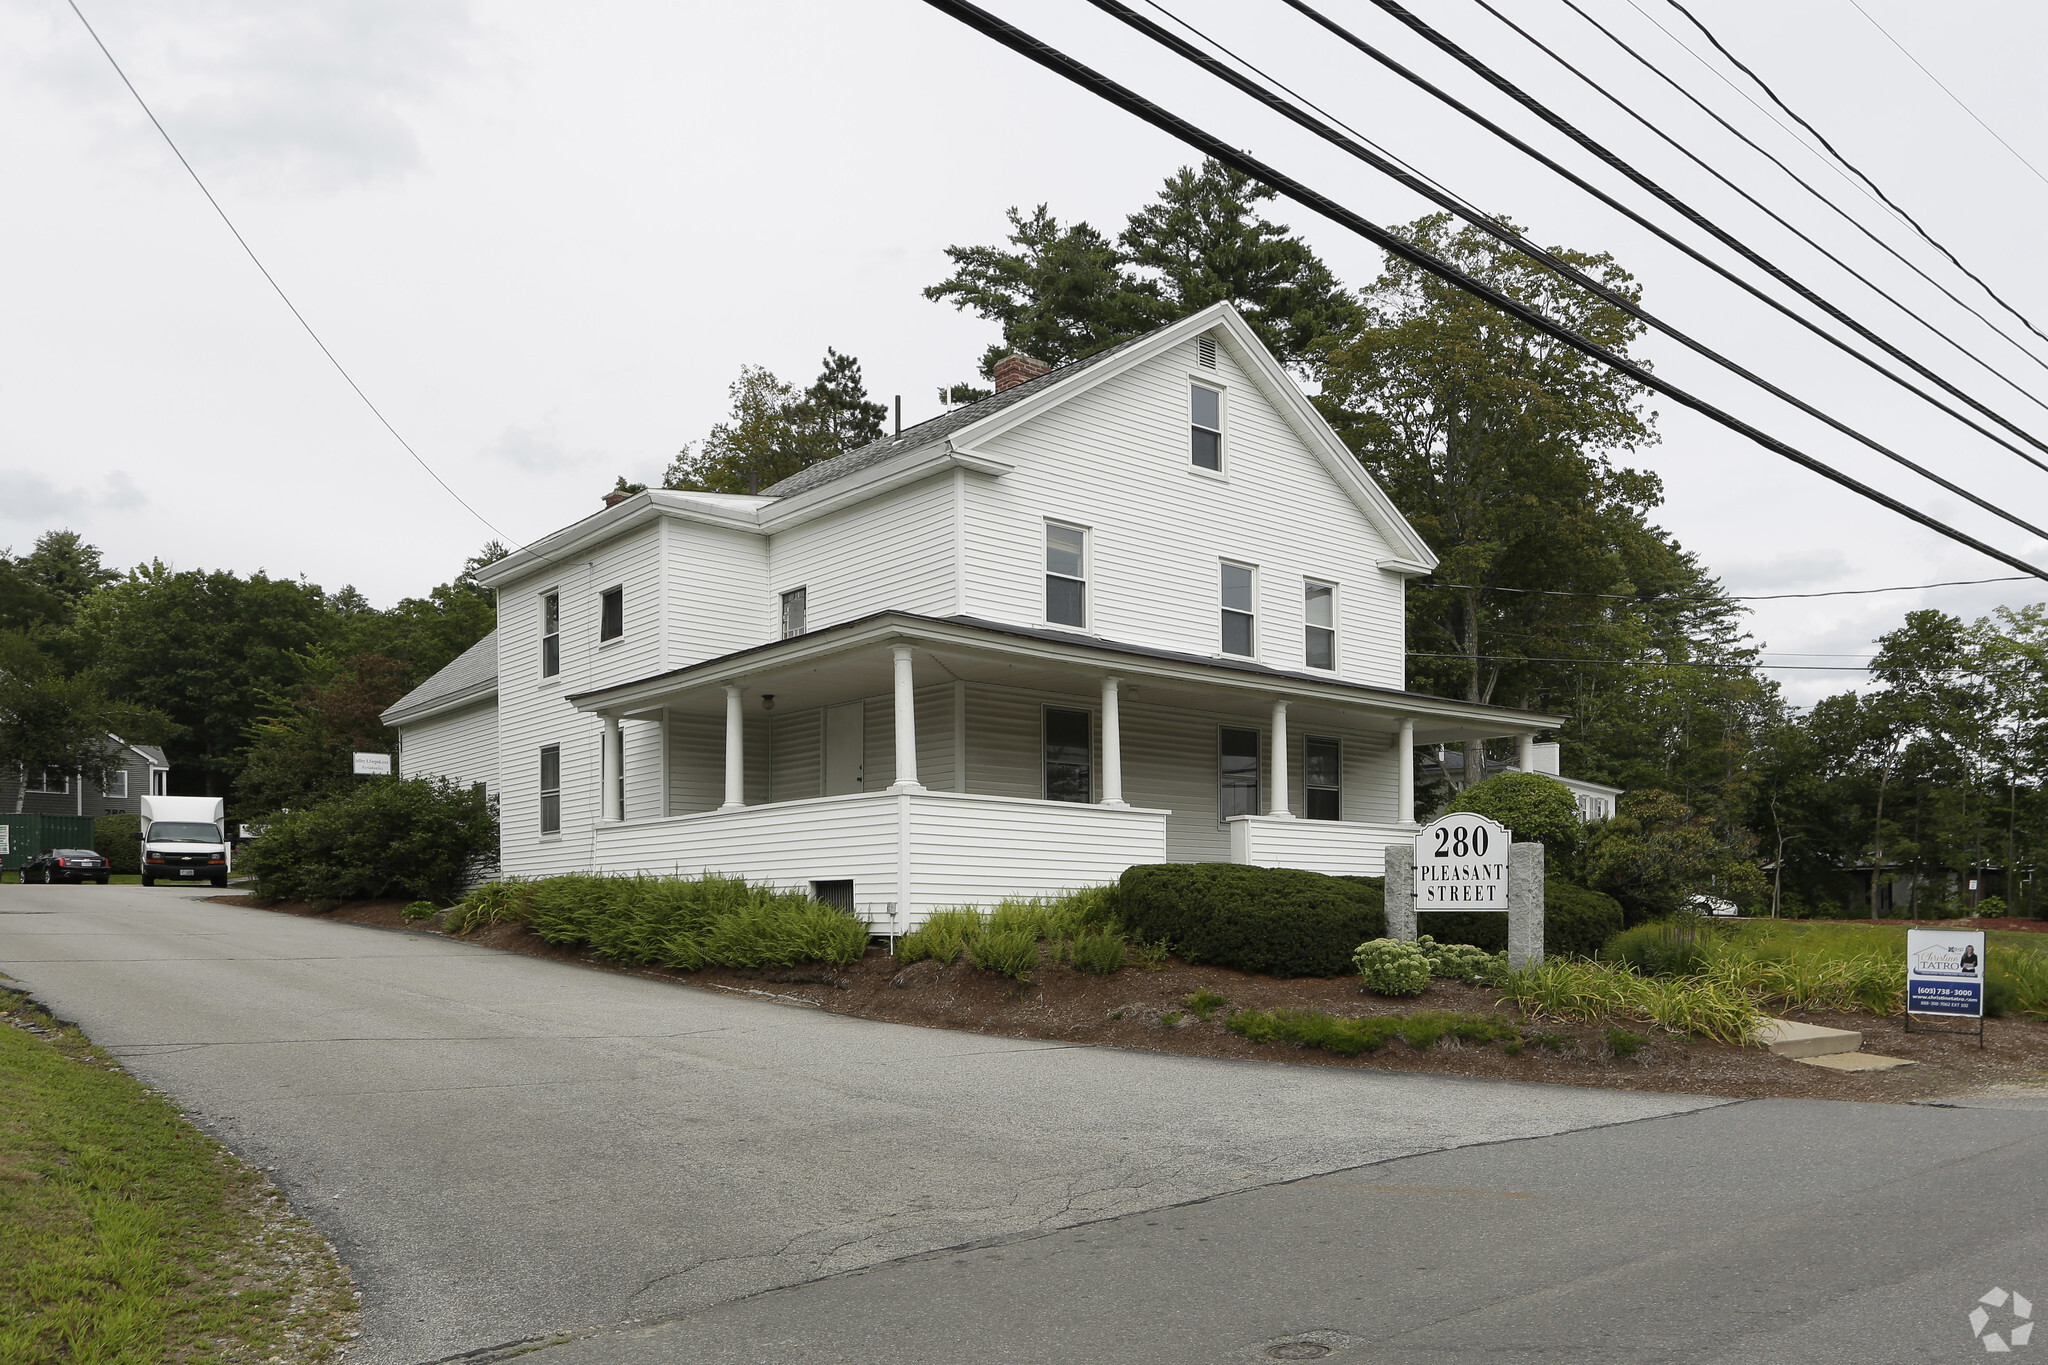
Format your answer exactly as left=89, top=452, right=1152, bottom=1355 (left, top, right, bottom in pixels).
left=539, top=589, right=561, bottom=679
left=1042, top=704, right=1094, bottom=804
left=1303, top=579, right=1338, bottom=671
left=1218, top=725, right=1260, bottom=821
left=1304, top=735, right=1341, bottom=821
left=104, top=769, right=129, bottom=799
left=1220, top=560, right=1258, bottom=658
left=538, top=744, right=562, bottom=837
left=598, top=585, right=624, bottom=644
left=1044, top=520, right=1090, bottom=630
left=780, top=586, right=808, bottom=639
left=1189, top=378, right=1226, bottom=476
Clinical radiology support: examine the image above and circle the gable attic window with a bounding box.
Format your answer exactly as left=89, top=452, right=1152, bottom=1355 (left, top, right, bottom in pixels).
left=1304, top=581, right=1336, bottom=669
left=599, top=586, right=624, bottom=642
left=1220, top=562, right=1256, bottom=656
left=1190, top=383, right=1223, bottom=470
left=540, top=591, right=561, bottom=677
left=780, top=587, right=807, bottom=639
left=1045, top=523, right=1087, bottom=628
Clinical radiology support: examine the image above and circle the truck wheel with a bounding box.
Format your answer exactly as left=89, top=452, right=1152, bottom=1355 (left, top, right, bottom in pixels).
left=141, top=875, right=155, bottom=887
left=210, top=874, right=227, bottom=888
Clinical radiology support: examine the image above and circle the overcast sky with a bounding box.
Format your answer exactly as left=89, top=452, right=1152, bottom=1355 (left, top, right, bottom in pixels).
left=6, top=0, right=2047, bottom=705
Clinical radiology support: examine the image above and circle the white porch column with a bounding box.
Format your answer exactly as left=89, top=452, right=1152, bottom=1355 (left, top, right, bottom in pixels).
left=1100, top=676, right=1127, bottom=808
left=1518, top=734, right=1537, bottom=773
left=1398, top=718, right=1416, bottom=825
left=889, top=645, right=924, bottom=792
left=1269, top=699, right=1292, bottom=817
left=601, top=715, right=623, bottom=822
left=720, top=685, right=745, bottom=810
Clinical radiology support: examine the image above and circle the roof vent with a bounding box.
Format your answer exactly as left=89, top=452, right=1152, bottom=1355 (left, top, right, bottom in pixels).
left=992, top=353, right=1052, bottom=392
left=1197, top=337, right=1217, bottom=369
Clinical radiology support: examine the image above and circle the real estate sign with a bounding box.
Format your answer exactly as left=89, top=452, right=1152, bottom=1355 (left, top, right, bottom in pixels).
left=352, top=752, right=393, bottom=776
left=1413, top=812, right=1510, bottom=910
left=1906, top=928, right=1985, bottom=1017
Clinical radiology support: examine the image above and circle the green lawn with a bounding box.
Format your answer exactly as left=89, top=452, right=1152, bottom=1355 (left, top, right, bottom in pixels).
left=0, top=983, right=355, bottom=1363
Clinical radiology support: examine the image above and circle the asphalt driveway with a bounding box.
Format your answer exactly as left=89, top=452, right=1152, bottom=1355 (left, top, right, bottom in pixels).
left=0, top=883, right=1722, bottom=1364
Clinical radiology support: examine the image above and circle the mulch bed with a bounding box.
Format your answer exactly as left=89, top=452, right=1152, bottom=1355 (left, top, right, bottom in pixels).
left=219, top=896, right=2048, bottom=1105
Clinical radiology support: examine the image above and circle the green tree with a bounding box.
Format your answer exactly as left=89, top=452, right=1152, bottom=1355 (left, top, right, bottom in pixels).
left=1444, top=771, right=1583, bottom=865
left=666, top=351, right=888, bottom=494
left=0, top=633, right=172, bottom=812
left=1583, top=788, right=1767, bottom=924
left=19, top=530, right=117, bottom=617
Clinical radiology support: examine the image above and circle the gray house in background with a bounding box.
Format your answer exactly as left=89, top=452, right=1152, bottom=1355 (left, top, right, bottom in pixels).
left=3, top=737, right=169, bottom=819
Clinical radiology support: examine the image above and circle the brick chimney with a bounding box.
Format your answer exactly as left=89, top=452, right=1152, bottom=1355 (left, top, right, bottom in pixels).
left=602, top=490, right=632, bottom=508
left=992, top=353, right=1051, bottom=393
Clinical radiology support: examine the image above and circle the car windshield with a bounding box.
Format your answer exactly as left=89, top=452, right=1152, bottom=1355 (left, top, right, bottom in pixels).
left=51, top=849, right=99, bottom=858
left=149, top=822, right=219, bottom=842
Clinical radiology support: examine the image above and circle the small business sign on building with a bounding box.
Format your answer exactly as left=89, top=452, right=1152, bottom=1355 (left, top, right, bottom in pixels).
left=0, top=825, right=9, bottom=856
left=1906, top=927, right=1986, bottom=1047
left=352, top=752, right=393, bottom=777
left=1413, top=812, right=1510, bottom=910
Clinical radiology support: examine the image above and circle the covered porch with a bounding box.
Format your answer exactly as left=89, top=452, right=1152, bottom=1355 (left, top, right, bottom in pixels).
left=566, top=613, right=1559, bottom=927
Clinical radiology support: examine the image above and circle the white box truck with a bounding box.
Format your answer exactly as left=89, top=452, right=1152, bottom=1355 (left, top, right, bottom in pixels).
left=139, top=795, right=231, bottom=888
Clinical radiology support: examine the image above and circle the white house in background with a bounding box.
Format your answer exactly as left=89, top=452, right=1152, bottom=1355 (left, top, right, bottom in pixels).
left=1432, top=741, right=1623, bottom=822
left=382, top=303, right=1564, bottom=930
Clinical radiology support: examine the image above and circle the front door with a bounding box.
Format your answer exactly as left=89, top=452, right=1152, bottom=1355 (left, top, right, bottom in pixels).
left=823, top=702, right=865, bottom=796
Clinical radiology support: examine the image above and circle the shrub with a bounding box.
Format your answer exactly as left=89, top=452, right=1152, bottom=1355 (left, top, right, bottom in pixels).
left=1606, top=1026, right=1645, bottom=1058
left=1183, top=989, right=1227, bottom=1021
left=1116, top=864, right=1385, bottom=977
left=1584, top=789, right=1766, bottom=926
left=1353, top=938, right=1431, bottom=997
left=1446, top=772, right=1583, bottom=862
left=244, top=777, right=496, bottom=904
left=401, top=901, right=437, bottom=922
left=94, top=812, right=141, bottom=876
left=504, top=871, right=868, bottom=968
left=1976, top=896, right=2010, bottom=919
left=898, top=908, right=981, bottom=965
left=446, top=880, right=525, bottom=936
left=1417, top=880, right=1623, bottom=960
left=1228, top=1006, right=1519, bottom=1056
left=1069, top=927, right=1128, bottom=975
left=967, top=927, right=1039, bottom=981
left=1415, top=935, right=1504, bottom=985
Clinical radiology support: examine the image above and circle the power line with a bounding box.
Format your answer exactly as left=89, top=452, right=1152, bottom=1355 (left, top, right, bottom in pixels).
left=1421, top=574, right=2035, bottom=601
left=1656, top=0, right=2048, bottom=355
left=914, top=0, right=2048, bottom=582
left=1843, top=0, right=2048, bottom=190
left=1406, top=651, right=1865, bottom=670
left=1088, top=0, right=2048, bottom=545
left=63, top=0, right=514, bottom=545
left=1269, top=0, right=2048, bottom=480
left=1554, top=0, right=2048, bottom=369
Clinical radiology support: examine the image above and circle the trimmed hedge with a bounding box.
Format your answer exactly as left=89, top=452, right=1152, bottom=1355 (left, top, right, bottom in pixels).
left=245, top=777, right=496, bottom=904
left=1115, top=864, right=1386, bottom=977
left=1417, top=879, right=1625, bottom=960
left=94, top=813, right=141, bottom=876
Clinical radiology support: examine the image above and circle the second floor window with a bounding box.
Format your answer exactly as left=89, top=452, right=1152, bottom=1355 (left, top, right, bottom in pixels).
left=781, top=587, right=807, bottom=638
left=600, top=587, right=624, bottom=642
left=539, top=746, right=561, bottom=835
left=1191, top=383, right=1222, bottom=470
left=1304, top=581, right=1335, bottom=669
left=1221, top=562, right=1255, bottom=656
left=541, top=591, right=560, bottom=677
left=1046, top=523, right=1086, bottom=627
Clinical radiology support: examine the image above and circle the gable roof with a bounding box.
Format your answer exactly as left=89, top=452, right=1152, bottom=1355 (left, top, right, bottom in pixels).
left=381, top=630, right=499, bottom=727
left=760, top=331, right=1150, bottom=499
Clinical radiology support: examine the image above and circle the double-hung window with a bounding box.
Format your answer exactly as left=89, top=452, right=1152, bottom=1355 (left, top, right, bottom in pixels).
left=1191, top=383, right=1222, bottom=470
left=1046, top=523, right=1087, bottom=627
left=1219, top=727, right=1259, bottom=818
left=540, top=592, right=561, bottom=678
left=1220, top=562, right=1256, bottom=656
left=104, top=770, right=129, bottom=799
left=539, top=746, right=562, bottom=835
left=26, top=770, right=68, bottom=795
left=1304, top=581, right=1336, bottom=669
left=1043, top=707, right=1092, bottom=803
left=1305, top=737, right=1341, bottom=821
left=599, top=587, right=624, bottom=642
left=781, top=587, right=808, bottom=639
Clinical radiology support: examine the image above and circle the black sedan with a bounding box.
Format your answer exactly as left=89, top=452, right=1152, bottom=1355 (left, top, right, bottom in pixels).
left=22, top=849, right=111, bottom=884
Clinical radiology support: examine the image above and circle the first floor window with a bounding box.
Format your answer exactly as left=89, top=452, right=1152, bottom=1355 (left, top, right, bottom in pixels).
left=1221, top=562, right=1255, bottom=656
left=1044, top=707, right=1092, bottom=803
left=26, top=770, right=68, bottom=795
left=1046, top=523, right=1087, bottom=627
left=539, top=746, right=562, bottom=834
left=104, top=769, right=129, bottom=799
left=541, top=590, right=561, bottom=677
left=599, top=586, right=624, bottom=642
left=1304, top=581, right=1335, bottom=669
left=1305, top=736, right=1341, bottom=821
left=781, top=586, right=807, bottom=638
left=1219, top=726, right=1259, bottom=818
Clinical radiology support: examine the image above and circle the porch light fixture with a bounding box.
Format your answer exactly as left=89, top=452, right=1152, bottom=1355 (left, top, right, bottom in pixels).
left=761, top=694, right=776, bottom=711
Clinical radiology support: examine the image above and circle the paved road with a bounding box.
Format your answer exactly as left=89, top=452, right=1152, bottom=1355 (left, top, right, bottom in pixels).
left=0, top=884, right=1720, bottom=1365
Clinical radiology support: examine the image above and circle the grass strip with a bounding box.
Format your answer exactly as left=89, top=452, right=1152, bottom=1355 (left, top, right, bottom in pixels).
left=1227, top=1007, right=1521, bottom=1057
left=0, top=986, right=355, bottom=1364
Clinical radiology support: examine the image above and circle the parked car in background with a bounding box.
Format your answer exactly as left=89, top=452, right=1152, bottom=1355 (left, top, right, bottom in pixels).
left=23, top=848, right=111, bottom=884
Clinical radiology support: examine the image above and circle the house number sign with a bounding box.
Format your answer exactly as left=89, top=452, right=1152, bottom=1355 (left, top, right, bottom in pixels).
left=1412, top=812, right=1511, bottom=910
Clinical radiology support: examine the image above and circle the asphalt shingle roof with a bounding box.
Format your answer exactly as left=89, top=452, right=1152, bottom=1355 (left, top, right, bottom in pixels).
left=381, top=630, right=498, bottom=724
left=758, top=334, right=1151, bottom=499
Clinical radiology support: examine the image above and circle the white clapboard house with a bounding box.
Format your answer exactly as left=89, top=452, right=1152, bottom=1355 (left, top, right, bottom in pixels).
left=382, top=303, right=1563, bottom=929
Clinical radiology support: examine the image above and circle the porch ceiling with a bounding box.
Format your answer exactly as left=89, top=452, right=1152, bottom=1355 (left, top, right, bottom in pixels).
left=579, top=612, right=1559, bottom=741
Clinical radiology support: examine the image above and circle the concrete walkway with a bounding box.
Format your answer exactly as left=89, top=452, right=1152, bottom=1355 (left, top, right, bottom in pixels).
left=0, top=885, right=1723, bottom=1364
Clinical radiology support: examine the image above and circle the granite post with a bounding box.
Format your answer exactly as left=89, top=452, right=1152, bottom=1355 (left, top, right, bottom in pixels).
left=1509, top=841, right=1546, bottom=969
left=1384, top=844, right=1416, bottom=942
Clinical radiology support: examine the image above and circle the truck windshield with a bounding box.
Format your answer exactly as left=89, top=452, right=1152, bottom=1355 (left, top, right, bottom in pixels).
left=149, top=822, right=220, bottom=843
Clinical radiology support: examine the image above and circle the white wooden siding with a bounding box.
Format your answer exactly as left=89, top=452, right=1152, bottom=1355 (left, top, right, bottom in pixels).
left=1228, top=815, right=1410, bottom=876
left=766, top=476, right=957, bottom=634
left=397, top=700, right=498, bottom=795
